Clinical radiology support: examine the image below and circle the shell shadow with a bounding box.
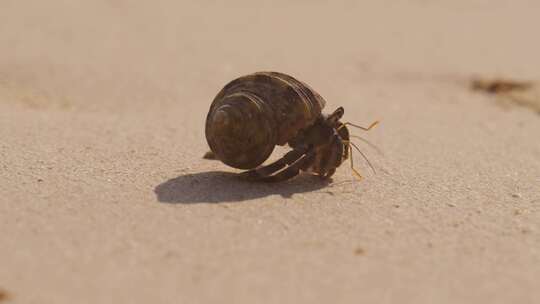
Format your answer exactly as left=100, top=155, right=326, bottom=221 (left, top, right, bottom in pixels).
left=154, top=171, right=332, bottom=204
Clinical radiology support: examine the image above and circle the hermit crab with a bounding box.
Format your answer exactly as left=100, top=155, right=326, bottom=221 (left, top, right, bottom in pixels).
left=204, top=71, right=378, bottom=182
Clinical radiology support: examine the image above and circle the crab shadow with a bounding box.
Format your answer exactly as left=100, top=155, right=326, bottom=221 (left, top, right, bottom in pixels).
left=154, top=171, right=332, bottom=204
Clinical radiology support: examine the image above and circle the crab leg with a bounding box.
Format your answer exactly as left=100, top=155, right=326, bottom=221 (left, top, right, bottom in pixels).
left=238, top=147, right=308, bottom=181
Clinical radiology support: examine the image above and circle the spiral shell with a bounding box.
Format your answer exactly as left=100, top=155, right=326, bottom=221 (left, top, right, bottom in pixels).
left=205, top=72, right=326, bottom=169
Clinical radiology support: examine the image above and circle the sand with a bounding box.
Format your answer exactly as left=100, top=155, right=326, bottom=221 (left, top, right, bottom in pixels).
left=1, top=1, right=539, bottom=303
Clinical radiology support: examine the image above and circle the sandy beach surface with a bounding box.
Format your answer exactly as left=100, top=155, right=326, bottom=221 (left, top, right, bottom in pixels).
left=1, top=1, right=539, bottom=303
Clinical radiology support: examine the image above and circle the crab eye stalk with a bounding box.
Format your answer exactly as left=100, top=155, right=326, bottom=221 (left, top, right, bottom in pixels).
left=327, top=107, right=345, bottom=124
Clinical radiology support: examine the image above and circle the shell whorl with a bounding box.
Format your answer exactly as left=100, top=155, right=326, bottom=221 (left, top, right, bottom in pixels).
left=205, top=72, right=326, bottom=169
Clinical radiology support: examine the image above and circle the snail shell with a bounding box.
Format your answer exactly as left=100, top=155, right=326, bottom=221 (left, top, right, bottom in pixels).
left=205, top=72, right=326, bottom=169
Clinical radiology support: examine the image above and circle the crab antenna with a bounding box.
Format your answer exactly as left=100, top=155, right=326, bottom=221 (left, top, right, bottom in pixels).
left=339, top=120, right=379, bottom=131
left=349, top=135, right=383, bottom=156
left=349, top=141, right=376, bottom=175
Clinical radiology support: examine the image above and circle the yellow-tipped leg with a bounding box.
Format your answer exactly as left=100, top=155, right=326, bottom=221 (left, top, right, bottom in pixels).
left=339, top=120, right=379, bottom=131
left=349, top=144, right=363, bottom=181
left=343, top=140, right=363, bottom=181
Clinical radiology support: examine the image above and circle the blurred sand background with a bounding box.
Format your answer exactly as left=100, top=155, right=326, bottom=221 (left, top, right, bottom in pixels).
left=1, top=1, right=539, bottom=303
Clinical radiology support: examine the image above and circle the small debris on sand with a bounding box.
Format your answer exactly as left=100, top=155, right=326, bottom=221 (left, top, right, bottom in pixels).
left=471, top=78, right=540, bottom=113
left=0, top=289, right=10, bottom=302
left=354, top=247, right=366, bottom=256
left=471, top=78, right=533, bottom=94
